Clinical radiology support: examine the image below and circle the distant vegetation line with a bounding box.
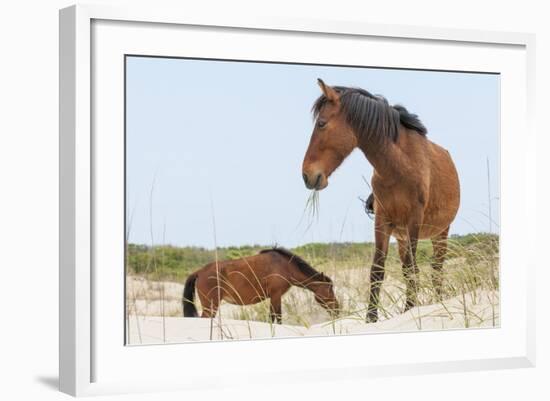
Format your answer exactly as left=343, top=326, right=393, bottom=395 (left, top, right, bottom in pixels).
left=127, top=233, right=498, bottom=282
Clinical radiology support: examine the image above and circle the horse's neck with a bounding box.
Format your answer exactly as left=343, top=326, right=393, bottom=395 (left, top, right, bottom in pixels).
left=290, top=268, right=315, bottom=289
left=358, top=135, right=403, bottom=181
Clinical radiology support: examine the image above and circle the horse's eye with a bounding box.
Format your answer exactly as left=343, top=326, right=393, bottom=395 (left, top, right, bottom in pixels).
left=318, top=120, right=327, bottom=129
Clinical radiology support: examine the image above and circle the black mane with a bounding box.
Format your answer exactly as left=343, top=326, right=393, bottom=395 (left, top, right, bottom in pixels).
left=259, top=247, right=331, bottom=283
left=312, top=86, right=427, bottom=142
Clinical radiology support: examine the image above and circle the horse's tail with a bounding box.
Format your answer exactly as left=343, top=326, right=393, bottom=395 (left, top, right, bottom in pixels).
left=183, top=273, right=198, bottom=317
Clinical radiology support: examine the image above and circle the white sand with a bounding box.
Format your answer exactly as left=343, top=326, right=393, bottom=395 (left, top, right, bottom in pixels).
left=127, top=290, right=499, bottom=345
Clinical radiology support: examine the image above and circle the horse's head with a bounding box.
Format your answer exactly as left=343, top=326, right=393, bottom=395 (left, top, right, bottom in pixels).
left=302, top=79, right=357, bottom=191
left=312, top=279, right=340, bottom=318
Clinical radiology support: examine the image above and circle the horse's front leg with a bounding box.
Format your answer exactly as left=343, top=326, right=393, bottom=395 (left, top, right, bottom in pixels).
left=269, top=293, right=283, bottom=324
left=366, top=216, right=392, bottom=323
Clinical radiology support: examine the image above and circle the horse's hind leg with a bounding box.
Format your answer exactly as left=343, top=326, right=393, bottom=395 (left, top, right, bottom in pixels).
left=269, top=293, right=283, bottom=324
left=201, top=300, right=219, bottom=319
left=197, top=286, right=220, bottom=319
left=431, top=227, right=449, bottom=301
left=397, top=228, right=424, bottom=312
left=398, top=239, right=419, bottom=312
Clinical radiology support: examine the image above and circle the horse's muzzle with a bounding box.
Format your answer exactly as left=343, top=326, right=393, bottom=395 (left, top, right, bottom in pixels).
left=302, top=171, right=327, bottom=190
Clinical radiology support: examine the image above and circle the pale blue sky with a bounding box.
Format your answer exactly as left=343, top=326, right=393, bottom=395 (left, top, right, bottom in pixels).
left=126, top=56, right=499, bottom=248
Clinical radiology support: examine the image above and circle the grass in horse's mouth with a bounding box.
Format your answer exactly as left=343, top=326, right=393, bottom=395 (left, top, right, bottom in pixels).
left=304, top=190, right=320, bottom=224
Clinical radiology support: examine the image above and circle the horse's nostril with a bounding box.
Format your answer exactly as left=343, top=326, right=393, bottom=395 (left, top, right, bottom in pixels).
left=302, top=173, right=309, bottom=186
left=313, top=174, right=322, bottom=189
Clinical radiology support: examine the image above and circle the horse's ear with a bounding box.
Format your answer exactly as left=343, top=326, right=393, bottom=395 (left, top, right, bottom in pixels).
left=317, top=78, right=339, bottom=103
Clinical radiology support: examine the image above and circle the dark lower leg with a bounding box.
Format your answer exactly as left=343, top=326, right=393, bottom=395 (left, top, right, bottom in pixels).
left=367, top=258, right=385, bottom=322
left=431, top=229, right=449, bottom=300
left=366, top=217, right=392, bottom=323
left=399, top=239, right=419, bottom=312
left=270, top=295, right=282, bottom=324
left=403, top=262, right=419, bottom=311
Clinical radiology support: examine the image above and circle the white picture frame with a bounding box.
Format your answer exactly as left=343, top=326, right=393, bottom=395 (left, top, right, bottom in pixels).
left=59, top=3, right=536, bottom=397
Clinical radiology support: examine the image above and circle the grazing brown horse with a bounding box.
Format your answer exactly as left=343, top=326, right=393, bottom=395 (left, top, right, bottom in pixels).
left=302, top=79, right=460, bottom=322
left=182, top=247, right=339, bottom=324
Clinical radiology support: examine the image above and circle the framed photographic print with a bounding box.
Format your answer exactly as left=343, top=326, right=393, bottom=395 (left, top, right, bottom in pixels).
left=59, top=3, right=536, bottom=396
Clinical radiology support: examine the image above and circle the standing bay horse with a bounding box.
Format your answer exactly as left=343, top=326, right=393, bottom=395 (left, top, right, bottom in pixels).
left=302, top=79, right=460, bottom=322
left=182, top=247, right=339, bottom=324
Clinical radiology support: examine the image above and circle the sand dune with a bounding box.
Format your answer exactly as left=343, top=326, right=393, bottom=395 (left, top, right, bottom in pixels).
left=127, top=290, right=499, bottom=345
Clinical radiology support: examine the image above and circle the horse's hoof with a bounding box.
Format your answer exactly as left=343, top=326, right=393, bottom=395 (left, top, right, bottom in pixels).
left=366, top=311, right=378, bottom=323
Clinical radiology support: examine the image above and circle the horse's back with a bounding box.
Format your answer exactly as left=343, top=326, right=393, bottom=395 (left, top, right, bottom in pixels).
left=197, top=253, right=291, bottom=305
